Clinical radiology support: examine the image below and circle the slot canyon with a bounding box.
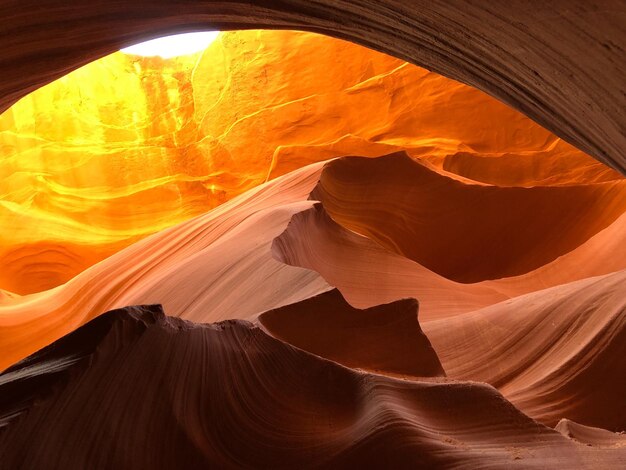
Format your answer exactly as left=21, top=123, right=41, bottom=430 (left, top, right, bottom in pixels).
left=0, top=3, right=625, bottom=469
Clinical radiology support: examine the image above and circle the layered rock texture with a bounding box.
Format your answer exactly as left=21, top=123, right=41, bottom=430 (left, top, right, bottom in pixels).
left=1, top=1, right=625, bottom=173
left=4, top=29, right=616, bottom=295
left=1, top=305, right=625, bottom=469
left=0, top=20, right=625, bottom=470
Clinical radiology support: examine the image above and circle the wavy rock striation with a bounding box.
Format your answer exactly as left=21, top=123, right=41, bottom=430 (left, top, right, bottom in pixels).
left=423, top=269, right=626, bottom=431
left=0, top=150, right=623, bottom=464
left=0, top=2, right=624, bottom=173
left=272, top=203, right=509, bottom=318
left=272, top=200, right=626, bottom=321
left=1, top=304, right=625, bottom=469
left=0, top=3, right=625, bottom=465
left=258, top=289, right=445, bottom=378
left=311, top=153, right=626, bottom=283
left=4, top=29, right=612, bottom=294
left=0, top=161, right=331, bottom=370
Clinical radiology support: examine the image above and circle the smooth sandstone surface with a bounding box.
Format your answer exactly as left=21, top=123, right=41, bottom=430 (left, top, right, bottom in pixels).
left=272, top=200, right=626, bottom=319
left=2, top=153, right=623, bottom=372
left=1, top=305, right=625, bottom=469
left=0, top=30, right=618, bottom=294
left=0, top=8, right=625, bottom=468
left=424, top=269, right=626, bottom=431
left=311, top=153, right=626, bottom=283
left=258, top=289, right=446, bottom=378
left=0, top=162, right=331, bottom=370
left=0, top=2, right=624, bottom=173
left=0, top=153, right=624, bottom=445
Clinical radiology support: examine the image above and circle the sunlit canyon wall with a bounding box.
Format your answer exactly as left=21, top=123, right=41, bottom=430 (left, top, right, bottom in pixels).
left=1, top=27, right=625, bottom=469
left=0, top=29, right=618, bottom=295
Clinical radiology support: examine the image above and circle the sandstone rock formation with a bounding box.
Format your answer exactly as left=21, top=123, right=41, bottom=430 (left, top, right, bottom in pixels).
left=1, top=305, right=625, bottom=469
left=1, top=2, right=624, bottom=173
left=4, top=30, right=615, bottom=294
left=0, top=7, right=625, bottom=469
left=258, top=289, right=446, bottom=378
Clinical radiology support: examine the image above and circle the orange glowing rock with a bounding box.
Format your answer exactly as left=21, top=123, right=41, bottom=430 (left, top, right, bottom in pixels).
left=0, top=30, right=616, bottom=294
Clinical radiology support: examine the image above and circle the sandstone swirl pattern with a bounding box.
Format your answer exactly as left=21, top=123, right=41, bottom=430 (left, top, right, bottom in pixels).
left=1, top=305, right=625, bottom=469
left=0, top=30, right=619, bottom=294
left=1, top=2, right=624, bottom=172
left=0, top=11, right=625, bottom=468
left=1, top=152, right=625, bottom=468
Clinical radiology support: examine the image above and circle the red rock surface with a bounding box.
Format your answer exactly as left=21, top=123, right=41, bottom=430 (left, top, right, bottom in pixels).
left=0, top=150, right=624, bottom=467
left=0, top=162, right=331, bottom=370
left=556, top=419, right=626, bottom=448
left=1, top=305, right=625, bottom=469
left=1, top=2, right=624, bottom=172
left=258, top=289, right=445, bottom=378
left=310, top=153, right=626, bottom=283
left=0, top=7, right=625, bottom=468
left=424, top=269, right=626, bottom=431
left=5, top=30, right=616, bottom=295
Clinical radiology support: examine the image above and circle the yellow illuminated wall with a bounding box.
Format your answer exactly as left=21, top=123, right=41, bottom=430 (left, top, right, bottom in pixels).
left=0, top=30, right=615, bottom=295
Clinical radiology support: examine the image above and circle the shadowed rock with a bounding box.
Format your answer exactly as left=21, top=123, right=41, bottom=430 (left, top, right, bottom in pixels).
left=1, top=304, right=625, bottom=469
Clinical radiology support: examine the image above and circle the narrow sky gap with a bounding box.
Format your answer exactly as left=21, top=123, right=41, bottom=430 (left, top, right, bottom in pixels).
left=121, top=31, right=220, bottom=58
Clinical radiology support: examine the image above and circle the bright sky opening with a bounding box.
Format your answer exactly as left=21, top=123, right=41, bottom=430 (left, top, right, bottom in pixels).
left=121, top=31, right=220, bottom=58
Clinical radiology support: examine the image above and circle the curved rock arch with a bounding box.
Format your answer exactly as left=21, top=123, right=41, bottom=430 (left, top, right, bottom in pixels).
left=1, top=1, right=624, bottom=173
